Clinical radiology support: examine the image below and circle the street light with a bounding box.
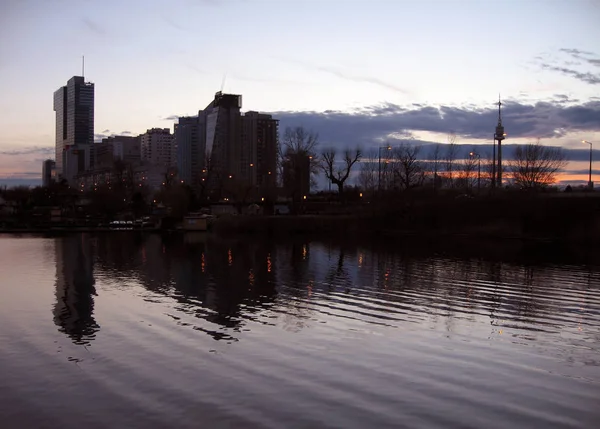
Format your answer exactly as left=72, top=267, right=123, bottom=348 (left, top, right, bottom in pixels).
left=469, top=152, right=481, bottom=191
left=378, top=145, right=392, bottom=193
left=583, top=140, right=593, bottom=189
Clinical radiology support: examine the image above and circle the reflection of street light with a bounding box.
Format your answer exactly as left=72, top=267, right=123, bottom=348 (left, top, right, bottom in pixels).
left=583, top=140, right=593, bottom=189
left=261, top=197, right=265, bottom=202
left=469, top=151, right=481, bottom=191
left=303, top=195, right=307, bottom=200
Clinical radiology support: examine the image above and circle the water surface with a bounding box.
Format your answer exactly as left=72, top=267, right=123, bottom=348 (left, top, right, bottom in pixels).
left=1, top=233, right=599, bottom=428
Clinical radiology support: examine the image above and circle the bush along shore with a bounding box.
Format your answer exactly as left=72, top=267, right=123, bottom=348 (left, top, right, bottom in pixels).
left=211, top=193, right=600, bottom=245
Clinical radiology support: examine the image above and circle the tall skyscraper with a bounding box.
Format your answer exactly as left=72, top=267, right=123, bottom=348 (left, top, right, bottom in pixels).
left=205, top=92, right=243, bottom=191
left=53, top=76, right=95, bottom=178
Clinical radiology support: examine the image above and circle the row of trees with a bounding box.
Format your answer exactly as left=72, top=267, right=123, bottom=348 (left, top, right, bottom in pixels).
left=278, top=126, right=569, bottom=194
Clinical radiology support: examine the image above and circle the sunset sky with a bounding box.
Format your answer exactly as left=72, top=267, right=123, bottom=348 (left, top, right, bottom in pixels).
left=1, top=0, right=599, bottom=187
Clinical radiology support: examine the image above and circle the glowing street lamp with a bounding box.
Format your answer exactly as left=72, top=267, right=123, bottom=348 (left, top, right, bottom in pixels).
left=378, top=145, right=392, bottom=193
left=583, top=140, right=594, bottom=189
left=469, top=151, right=481, bottom=191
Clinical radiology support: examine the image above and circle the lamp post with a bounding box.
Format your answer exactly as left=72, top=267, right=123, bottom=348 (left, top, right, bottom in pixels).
left=378, top=145, right=392, bottom=194
left=469, top=151, right=481, bottom=191
left=583, top=140, right=593, bottom=189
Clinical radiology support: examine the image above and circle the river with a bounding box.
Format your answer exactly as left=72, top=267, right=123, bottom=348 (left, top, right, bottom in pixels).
left=0, top=233, right=598, bottom=428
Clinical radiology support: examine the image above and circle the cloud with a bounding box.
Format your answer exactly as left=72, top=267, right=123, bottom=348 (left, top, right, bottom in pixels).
left=275, top=57, right=410, bottom=95
left=539, top=64, right=600, bottom=85
left=559, top=47, right=600, bottom=67
left=163, top=115, right=181, bottom=121
left=315, top=65, right=410, bottom=95
left=0, top=178, right=41, bottom=188
left=82, top=17, right=106, bottom=36
left=271, top=100, right=600, bottom=148
left=563, top=168, right=600, bottom=176
left=0, top=146, right=54, bottom=156
left=535, top=48, right=600, bottom=85
left=120, top=131, right=132, bottom=135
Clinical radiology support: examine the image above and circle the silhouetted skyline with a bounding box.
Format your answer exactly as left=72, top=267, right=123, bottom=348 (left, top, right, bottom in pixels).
left=1, top=0, right=599, bottom=184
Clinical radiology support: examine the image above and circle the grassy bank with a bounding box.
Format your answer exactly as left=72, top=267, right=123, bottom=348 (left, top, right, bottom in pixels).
left=213, top=193, right=600, bottom=244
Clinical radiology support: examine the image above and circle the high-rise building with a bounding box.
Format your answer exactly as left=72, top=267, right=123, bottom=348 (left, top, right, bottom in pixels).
left=42, top=159, right=56, bottom=187
left=205, top=92, right=243, bottom=191
left=53, top=76, right=94, bottom=178
left=241, top=111, right=278, bottom=198
left=175, top=116, right=206, bottom=185
left=140, top=128, right=176, bottom=168
left=173, top=91, right=278, bottom=201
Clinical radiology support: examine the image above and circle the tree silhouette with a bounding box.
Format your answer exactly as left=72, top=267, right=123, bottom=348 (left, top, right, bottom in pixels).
left=321, top=148, right=362, bottom=196
left=509, top=140, right=567, bottom=189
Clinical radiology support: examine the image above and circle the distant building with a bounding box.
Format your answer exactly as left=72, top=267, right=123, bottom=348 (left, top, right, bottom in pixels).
left=91, top=135, right=141, bottom=169
left=111, top=136, right=141, bottom=164
left=42, top=159, right=56, bottom=187
left=240, top=111, right=278, bottom=199
left=63, top=145, right=91, bottom=185
left=53, top=76, right=94, bottom=178
left=175, top=116, right=206, bottom=185
left=140, top=128, right=176, bottom=168
left=283, top=153, right=311, bottom=200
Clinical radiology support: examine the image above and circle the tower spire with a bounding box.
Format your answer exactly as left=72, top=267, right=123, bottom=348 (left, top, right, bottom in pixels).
left=497, top=93, right=502, bottom=125
left=494, top=94, right=506, bottom=188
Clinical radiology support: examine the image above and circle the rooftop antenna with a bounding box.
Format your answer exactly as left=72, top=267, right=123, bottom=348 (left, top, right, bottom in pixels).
left=497, top=93, right=502, bottom=125
left=82, top=55, right=85, bottom=78
left=220, top=72, right=227, bottom=93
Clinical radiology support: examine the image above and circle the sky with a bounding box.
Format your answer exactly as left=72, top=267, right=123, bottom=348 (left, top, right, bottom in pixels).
left=1, top=0, right=600, bottom=187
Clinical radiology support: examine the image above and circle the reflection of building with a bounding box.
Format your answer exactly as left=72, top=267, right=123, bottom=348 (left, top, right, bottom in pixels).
left=42, top=159, right=56, bottom=187
left=53, top=76, right=94, bottom=179
left=53, top=234, right=99, bottom=345
left=140, top=128, right=176, bottom=168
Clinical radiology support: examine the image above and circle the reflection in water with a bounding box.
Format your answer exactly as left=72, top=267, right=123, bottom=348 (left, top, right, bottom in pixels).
left=1, top=234, right=599, bottom=429
left=53, top=234, right=99, bottom=345
left=52, top=233, right=600, bottom=350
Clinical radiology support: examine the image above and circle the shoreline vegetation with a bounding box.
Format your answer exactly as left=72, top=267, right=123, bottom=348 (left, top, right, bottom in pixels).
left=2, top=191, right=599, bottom=246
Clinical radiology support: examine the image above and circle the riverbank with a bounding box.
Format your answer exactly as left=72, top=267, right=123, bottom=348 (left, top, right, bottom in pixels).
left=3, top=193, right=598, bottom=244
left=212, top=193, right=600, bottom=244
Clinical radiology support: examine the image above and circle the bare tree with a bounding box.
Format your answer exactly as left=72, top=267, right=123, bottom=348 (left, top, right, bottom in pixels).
left=279, top=126, right=320, bottom=188
left=358, top=151, right=378, bottom=196
left=458, top=150, right=479, bottom=190
left=444, top=132, right=458, bottom=188
left=430, top=143, right=443, bottom=190
left=509, top=139, right=568, bottom=189
left=391, top=143, right=424, bottom=190
left=322, top=148, right=362, bottom=196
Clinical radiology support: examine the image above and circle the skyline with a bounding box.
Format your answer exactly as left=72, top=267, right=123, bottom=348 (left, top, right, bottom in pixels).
left=1, top=0, right=600, bottom=186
